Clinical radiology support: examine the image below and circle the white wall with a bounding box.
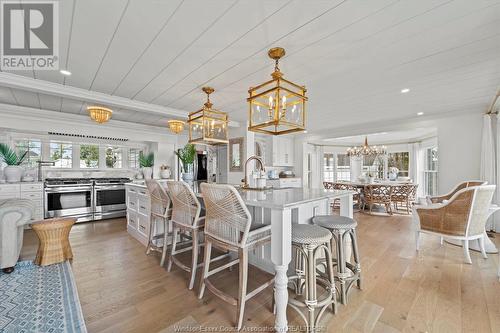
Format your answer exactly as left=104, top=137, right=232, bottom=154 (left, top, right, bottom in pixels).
left=435, top=112, right=482, bottom=193
left=227, top=123, right=254, bottom=185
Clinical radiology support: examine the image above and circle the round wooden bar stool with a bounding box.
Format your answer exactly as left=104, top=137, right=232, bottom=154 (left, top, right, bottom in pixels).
left=31, top=217, right=76, bottom=266
left=312, top=215, right=361, bottom=305
left=287, top=224, right=337, bottom=332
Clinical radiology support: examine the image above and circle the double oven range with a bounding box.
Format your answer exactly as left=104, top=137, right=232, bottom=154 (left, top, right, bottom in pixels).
left=44, top=178, right=131, bottom=222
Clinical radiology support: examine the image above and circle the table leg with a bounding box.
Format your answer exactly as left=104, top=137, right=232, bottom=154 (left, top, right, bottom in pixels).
left=271, top=208, right=292, bottom=332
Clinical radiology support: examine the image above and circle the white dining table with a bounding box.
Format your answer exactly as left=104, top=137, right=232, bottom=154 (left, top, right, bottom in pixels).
left=213, top=186, right=355, bottom=332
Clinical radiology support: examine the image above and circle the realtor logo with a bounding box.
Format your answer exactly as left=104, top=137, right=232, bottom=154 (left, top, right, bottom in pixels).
left=1, top=0, right=58, bottom=70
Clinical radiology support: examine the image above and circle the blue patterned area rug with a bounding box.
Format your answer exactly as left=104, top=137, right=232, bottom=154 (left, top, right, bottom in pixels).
left=0, top=261, right=87, bottom=333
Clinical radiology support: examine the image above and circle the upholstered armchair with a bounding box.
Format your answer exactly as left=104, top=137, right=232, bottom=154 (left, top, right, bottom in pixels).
left=0, top=199, right=34, bottom=273
left=414, top=185, right=495, bottom=264
left=426, top=180, right=487, bottom=204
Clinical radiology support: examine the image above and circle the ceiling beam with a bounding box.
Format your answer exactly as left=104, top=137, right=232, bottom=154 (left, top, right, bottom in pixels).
left=0, top=72, right=240, bottom=127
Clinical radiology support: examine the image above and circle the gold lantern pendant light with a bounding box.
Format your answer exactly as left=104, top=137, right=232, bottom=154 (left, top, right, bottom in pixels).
left=87, top=106, right=113, bottom=124
left=167, top=119, right=185, bottom=134
left=247, top=47, right=307, bottom=135
left=188, top=87, right=229, bottom=145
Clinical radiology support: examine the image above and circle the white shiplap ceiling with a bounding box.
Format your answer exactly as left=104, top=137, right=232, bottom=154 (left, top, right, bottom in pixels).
left=0, top=0, right=498, bottom=133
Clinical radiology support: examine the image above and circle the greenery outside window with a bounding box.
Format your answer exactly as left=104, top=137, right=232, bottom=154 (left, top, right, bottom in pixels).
left=50, top=142, right=72, bottom=168
left=388, top=152, right=409, bottom=177
left=15, top=139, right=41, bottom=168
left=106, top=147, right=122, bottom=168
left=80, top=144, right=99, bottom=168
left=362, top=155, right=384, bottom=178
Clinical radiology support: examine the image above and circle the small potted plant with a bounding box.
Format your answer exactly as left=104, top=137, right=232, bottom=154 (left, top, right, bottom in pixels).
left=175, top=144, right=196, bottom=182
left=159, top=164, right=171, bottom=179
left=0, top=143, right=27, bottom=183
left=139, top=152, right=154, bottom=180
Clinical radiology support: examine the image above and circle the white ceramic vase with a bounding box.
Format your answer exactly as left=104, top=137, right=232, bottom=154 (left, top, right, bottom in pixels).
left=142, top=167, right=153, bottom=180
left=3, top=165, right=24, bottom=183
left=160, top=169, right=171, bottom=179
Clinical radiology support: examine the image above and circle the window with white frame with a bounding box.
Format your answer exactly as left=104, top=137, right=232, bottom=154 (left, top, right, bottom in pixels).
left=362, top=155, right=384, bottom=178
left=336, top=154, right=350, bottom=181
left=15, top=139, right=41, bottom=168
left=423, top=147, right=438, bottom=196
left=50, top=142, right=72, bottom=168
left=128, top=148, right=142, bottom=169
left=387, top=152, right=409, bottom=177
left=105, top=147, right=123, bottom=168
left=323, top=153, right=351, bottom=182
left=80, top=144, right=99, bottom=168
left=324, top=153, right=335, bottom=182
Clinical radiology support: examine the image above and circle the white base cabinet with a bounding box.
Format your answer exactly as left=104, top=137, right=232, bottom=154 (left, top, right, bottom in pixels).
left=0, top=182, right=43, bottom=221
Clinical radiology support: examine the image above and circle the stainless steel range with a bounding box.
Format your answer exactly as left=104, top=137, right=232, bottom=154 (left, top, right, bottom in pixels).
left=44, top=178, right=131, bottom=222
left=93, top=178, right=130, bottom=220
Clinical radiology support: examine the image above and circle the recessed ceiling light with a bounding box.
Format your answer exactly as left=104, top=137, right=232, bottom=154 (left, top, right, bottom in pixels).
left=401, top=88, right=410, bottom=93
left=303, top=130, right=308, bottom=134
left=417, top=112, right=424, bottom=116
left=59, top=69, right=71, bottom=76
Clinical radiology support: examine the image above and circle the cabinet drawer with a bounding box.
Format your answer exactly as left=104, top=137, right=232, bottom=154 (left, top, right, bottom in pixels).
left=127, top=211, right=138, bottom=229
left=0, top=193, right=21, bottom=200
left=137, top=188, right=148, bottom=196
left=137, top=214, right=149, bottom=236
left=0, top=184, right=20, bottom=193
left=21, top=183, right=43, bottom=192
left=138, top=197, right=150, bottom=216
left=21, top=192, right=43, bottom=200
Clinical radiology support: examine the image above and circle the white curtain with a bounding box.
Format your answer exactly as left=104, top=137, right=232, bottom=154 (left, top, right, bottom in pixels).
left=409, top=142, right=423, bottom=198
left=482, top=114, right=496, bottom=231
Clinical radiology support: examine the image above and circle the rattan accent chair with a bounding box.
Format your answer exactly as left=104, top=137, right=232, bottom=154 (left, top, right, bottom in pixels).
left=198, top=183, right=274, bottom=331
left=414, top=185, right=496, bottom=264
left=145, top=180, right=172, bottom=267
left=165, top=180, right=207, bottom=290
left=426, top=180, right=487, bottom=204
left=363, top=184, right=393, bottom=215
left=392, top=184, right=418, bottom=214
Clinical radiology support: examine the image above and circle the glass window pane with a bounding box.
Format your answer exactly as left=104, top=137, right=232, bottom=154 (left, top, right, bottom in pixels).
left=50, top=142, right=72, bottom=168
left=15, top=139, right=41, bottom=168
left=80, top=144, right=99, bottom=168
left=106, top=147, right=123, bottom=168
left=388, top=152, right=409, bottom=176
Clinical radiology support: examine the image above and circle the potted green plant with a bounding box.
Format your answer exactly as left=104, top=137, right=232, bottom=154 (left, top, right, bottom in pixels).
left=0, top=143, right=28, bottom=183
left=175, top=144, right=196, bottom=182
left=139, top=152, right=154, bottom=180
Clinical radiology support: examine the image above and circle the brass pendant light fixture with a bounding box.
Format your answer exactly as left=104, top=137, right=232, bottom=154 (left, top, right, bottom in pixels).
left=187, top=87, right=228, bottom=145
left=87, top=106, right=113, bottom=124
left=167, top=119, right=185, bottom=134
left=247, top=47, right=307, bottom=135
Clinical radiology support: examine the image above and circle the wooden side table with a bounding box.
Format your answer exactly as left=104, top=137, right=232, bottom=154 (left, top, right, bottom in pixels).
left=31, top=217, right=76, bottom=266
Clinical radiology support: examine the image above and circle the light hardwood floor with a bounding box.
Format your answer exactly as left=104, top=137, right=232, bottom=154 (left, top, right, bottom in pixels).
left=20, top=213, right=500, bottom=333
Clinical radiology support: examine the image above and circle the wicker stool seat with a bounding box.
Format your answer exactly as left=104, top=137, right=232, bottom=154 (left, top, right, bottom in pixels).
left=287, top=224, right=336, bottom=332
left=313, top=215, right=357, bottom=230
left=312, top=215, right=361, bottom=305
left=31, top=217, right=76, bottom=266
left=292, top=224, right=332, bottom=245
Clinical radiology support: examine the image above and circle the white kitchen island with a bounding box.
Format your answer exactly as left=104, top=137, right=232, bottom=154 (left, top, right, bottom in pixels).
left=125, top=182, right=354, bottom=332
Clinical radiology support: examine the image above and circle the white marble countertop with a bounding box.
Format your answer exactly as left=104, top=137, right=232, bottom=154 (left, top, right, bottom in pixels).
left=236, top=188, right=354, bottom=209
left=0, top=181, right=42, bottom=185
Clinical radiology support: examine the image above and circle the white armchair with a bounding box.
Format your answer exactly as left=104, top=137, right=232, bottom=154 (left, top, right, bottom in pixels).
left=0, top=199, right=34, bottom=273
left=414, top=185, right=495, bottom=264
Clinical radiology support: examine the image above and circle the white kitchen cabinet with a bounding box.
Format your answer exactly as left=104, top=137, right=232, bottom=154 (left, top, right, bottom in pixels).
left=267, top=136, right=294, bottom=167
left=0, top=182, right=43, bottom=221
left=267, top=177, right=302, bottom=188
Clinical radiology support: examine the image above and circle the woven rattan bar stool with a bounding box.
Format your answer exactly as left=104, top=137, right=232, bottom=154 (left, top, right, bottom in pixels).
left=287, top=224, right=336, bottom=332
left=31, top=217, right=76, bottom=266
left=313, top=215, right=361, bottom=305
left=198, top=183, right=274, bottom=331
left=145, top=180, right=172, bottom=267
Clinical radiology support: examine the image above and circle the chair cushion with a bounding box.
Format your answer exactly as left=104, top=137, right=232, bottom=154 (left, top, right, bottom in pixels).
left=312, top=215, right=357, bottom=230
left=292, top=224, right=331, bottom=245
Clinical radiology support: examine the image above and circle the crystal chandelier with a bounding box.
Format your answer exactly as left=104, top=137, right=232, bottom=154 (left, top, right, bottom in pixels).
left=188, top=87, right=228, bottom=145
left=87, top=106, right=112, bottom=124
left=347, top=137, right=387, bottom=157
left=167, top=120, right=185, bottom=134
left=247, top=47, right=307, bottom=135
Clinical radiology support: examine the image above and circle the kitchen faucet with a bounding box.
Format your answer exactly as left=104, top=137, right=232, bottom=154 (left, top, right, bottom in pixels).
left=242, top=155, right=265, bottom=188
